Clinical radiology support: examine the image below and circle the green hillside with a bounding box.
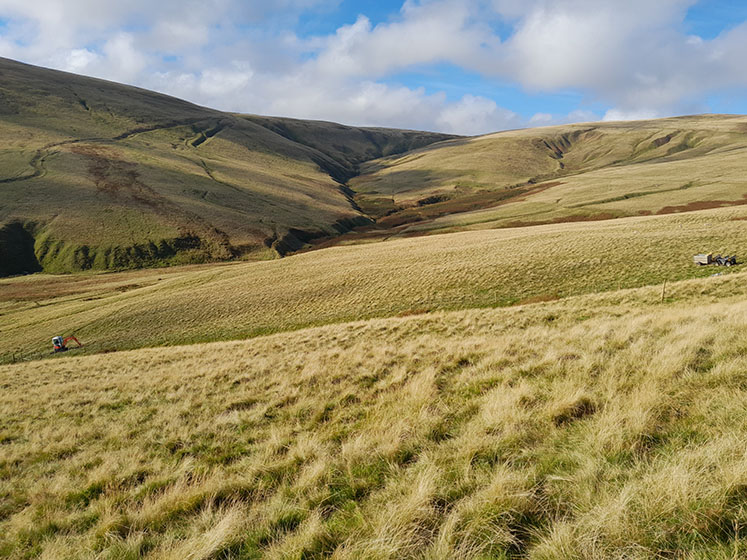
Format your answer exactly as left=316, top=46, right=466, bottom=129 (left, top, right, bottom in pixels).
left=350, top=115, right=747, bottom=237
left=2, top=205, right=745, bottom=364
left=0, top=58, right=453, bottom=275
left=4, top=58, right=747, bottom=276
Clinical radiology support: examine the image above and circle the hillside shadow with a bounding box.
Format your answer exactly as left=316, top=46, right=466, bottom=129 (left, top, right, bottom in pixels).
left=355, top=169, right=467, bottom=196
left=0, top=222, right=42, bottom=276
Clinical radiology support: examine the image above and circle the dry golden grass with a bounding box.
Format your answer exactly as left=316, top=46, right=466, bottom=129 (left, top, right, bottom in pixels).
left=2, top=205, right=746, bottom=364
left=2, top=271, right=747, bottom=558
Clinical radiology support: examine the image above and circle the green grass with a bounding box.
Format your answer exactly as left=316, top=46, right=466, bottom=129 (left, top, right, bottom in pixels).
left=0, top=57, right=453, bottom=275
left=1, top=205, right=746, bottom=364
left=351, top=114, right=747, bottom=238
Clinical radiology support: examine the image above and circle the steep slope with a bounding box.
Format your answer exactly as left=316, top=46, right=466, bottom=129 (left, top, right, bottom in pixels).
left=350, top=115, right=747, bottom=235
left=245, top=115, right=456, bottom=184
left=0, top=58, right=454, bottom=275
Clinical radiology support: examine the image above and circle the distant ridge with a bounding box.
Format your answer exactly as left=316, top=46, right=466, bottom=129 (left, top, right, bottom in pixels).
left=350, top=113, right=747, bottom=238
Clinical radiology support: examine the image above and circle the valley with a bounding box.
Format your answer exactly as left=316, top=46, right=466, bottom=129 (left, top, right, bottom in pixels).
left=2, top=57, right=747, bottom=559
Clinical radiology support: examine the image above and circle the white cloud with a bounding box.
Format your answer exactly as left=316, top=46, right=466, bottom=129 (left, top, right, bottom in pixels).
left=436, top=94, right=519, bottom=135
left=150, top=20, right=211, bottom=52
left=62, top=48, right=99, bottom=74
left=485, top=0, right=746, bottom=118
left=529, top=112, right=553, bottom=125
left=602, top=108, right=661, bottom=122
left=566, top=109, right=598, bottom=123
left=1, top=0, right=747, bottom=134
left=528, top=109, right=601, bottom=127
left=311, top=1, right=498, bottom=79
left=102, top=33, right=149, bottom=82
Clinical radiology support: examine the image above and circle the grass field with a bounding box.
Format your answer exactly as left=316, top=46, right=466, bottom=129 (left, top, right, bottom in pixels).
left=2, top=268, right=747, bottom=559
left=4, top=57, right=747, bottom=560
left=2, top=205, right=746, bottom=364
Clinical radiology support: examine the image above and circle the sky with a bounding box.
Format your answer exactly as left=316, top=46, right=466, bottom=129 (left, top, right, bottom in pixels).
left=1, top=0, right=747, bottom=135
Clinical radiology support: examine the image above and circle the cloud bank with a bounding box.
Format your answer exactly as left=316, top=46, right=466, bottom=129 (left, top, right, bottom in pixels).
left=1, top=0, right=746, bottom=134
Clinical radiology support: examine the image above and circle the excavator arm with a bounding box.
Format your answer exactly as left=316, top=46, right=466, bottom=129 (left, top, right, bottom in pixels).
left=63, top=336, right=82, bottom=348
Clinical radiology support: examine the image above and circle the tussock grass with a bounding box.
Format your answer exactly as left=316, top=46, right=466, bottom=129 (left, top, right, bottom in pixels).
left=2, top=272, right=747, bottom=558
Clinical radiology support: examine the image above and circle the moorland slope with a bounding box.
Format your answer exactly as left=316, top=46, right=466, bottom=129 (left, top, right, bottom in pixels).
left=351, top=114, right=747, bottom=237
left=0, top=58, right=453, bottom=275
left=3, top=51, right=747, bottom=560
left=4, top=59, right=747, bottom=276
left=2, top=205, right=745, bottom=363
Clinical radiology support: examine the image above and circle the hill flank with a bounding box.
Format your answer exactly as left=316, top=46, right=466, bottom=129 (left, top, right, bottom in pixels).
left=350, top=114, right=747, bottom=238
left=5, top=59, right=747, bottom=276
left=2, top=205, right=745, bottom=364
left=0, top=58, right=453, bottom=275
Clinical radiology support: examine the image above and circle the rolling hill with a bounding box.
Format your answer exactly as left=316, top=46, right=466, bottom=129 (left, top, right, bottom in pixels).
left=0, top=57, right=454, bottom=276
left=4, top=58, right=747, bottom=276
left=3, top=57, right=747, bottom=559
left=350, top=114, right=747, bottom=238
left=2, top=204, right=745, bottom=364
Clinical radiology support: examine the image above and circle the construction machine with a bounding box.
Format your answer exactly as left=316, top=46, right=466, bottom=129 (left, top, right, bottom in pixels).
left=52, top=335, right=82, bottom=353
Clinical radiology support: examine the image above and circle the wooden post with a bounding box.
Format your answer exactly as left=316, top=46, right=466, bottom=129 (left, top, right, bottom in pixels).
left=660, top=280, right=667, bottom=303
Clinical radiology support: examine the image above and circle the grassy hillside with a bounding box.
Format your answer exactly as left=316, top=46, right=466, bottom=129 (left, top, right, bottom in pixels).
left=4, top=57, right=747, bottom=274
left=2, top=269, right=747, bottom=559
left=2, top=205, right=745, bottom=364
left=350, top=115, right=747, bottom=237
left=0, top=58, right=453, bottom=275
left=4, top=58, right=747, bottom=559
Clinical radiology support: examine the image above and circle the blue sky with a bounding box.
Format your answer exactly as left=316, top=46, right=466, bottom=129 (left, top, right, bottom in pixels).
left=1, top=0, right=747, bottom=134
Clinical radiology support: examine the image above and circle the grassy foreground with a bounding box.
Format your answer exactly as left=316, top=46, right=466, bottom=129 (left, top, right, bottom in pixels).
left=2, top=205, right=746, bottom=364
left=2, top=270, right=747, bottom=559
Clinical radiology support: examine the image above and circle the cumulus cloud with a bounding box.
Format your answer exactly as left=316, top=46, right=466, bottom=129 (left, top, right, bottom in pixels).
left=1, top=0, right=747, bottom=133
left=487, top=0, right=747, bottom=118
left=311, top=1, right=498, bottom=79
left=528, top=109, right=600, bottom=127
left=436, top=94, right=519, bottom=135
left=602, top=108, right=662, bottom=122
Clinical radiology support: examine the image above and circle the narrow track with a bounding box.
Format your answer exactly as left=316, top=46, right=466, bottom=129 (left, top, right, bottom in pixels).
left=0, top=117, right=216, bottom=184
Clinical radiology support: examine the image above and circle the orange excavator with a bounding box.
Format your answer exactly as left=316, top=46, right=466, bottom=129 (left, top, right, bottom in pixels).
left=52, top=335, right=82, bottom=353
